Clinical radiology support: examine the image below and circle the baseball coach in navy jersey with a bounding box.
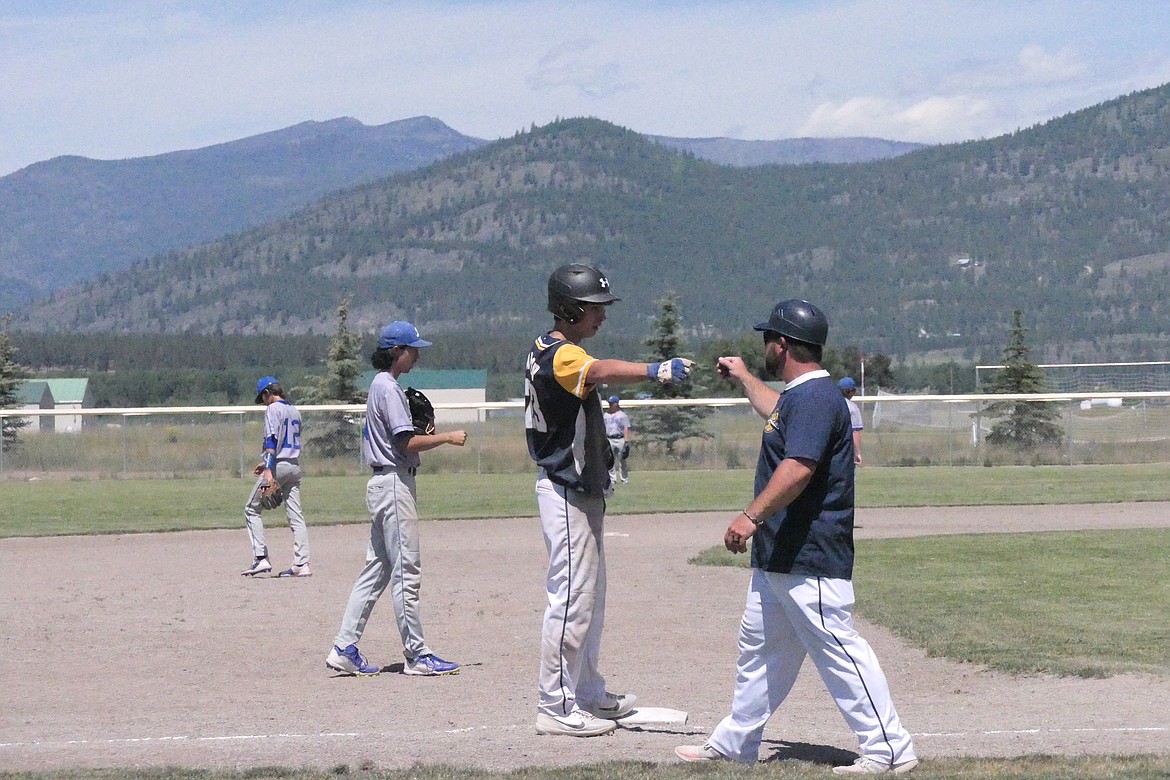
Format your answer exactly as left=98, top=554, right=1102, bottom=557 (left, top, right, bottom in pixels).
left=676, top=299, right=918, bottom=775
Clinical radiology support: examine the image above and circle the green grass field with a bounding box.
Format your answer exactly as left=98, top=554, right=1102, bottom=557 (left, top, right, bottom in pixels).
left=4, top=463, right=1170, bottom=538
left=693, top=528, right=1170, bottom=678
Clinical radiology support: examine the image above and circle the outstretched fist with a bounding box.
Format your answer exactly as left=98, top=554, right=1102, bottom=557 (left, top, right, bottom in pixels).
left=647, top=357, right=694, bottom=385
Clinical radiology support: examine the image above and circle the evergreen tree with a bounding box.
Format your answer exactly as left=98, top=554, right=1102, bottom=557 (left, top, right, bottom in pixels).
left=982, top=310, right=1064, bottom=450
left=0, top=315, right=31, bottom=450
left=295, top=297, right=367, bottom=458
left=634, top=292, right=711, bottom=456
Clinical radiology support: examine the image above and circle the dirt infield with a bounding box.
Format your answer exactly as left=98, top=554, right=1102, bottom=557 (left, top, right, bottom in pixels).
left=2, top=503, right=1168, bottom=773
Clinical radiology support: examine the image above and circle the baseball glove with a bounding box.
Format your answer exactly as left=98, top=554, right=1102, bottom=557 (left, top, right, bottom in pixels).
left=405, top=387, right=436, bottom=435
left=258, top=480, right=284, bottom=510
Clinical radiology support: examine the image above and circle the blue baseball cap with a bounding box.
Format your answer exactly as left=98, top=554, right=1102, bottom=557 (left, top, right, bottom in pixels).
left=608, top=395, right=620, bottom=404
left=837, top=377, right=857, bottom=391
left=255, top=375, right=279, bottom=403
left=378, top=321, right=432, bottom=349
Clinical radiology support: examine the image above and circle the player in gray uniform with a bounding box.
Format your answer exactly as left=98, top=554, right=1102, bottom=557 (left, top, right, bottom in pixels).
left=241, top=376, right=311, bottom=577
left=603, top=395, right=631, bottom=484
left=838, top=377, right=863, bottom=465
left=325, top=321, right=467, bottom=677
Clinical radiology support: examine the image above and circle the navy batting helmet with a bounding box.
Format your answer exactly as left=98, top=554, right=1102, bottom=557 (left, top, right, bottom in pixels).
left=753, top=299, right=829, bottom=346
left=548, top=263, right=620, bottom=323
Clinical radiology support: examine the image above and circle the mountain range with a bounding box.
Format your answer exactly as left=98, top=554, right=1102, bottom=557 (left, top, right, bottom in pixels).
left=0, top=119, right=919, bottom=313
left=13, top=82, right=1170, bottom=362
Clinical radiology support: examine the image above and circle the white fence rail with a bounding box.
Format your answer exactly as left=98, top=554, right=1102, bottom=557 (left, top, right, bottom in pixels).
left=3, top=393, right=1170, bottom=479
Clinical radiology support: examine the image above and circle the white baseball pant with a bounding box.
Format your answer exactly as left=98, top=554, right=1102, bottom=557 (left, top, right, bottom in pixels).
left=244, top=460, right=309, bottom=566
left=536, top=474, right=609, bottom=717
left=707, top=569, right=917, bottom=766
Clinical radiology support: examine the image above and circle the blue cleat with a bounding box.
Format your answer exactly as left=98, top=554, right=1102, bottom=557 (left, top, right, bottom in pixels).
left=325, top=644, right=381, bottom=676
left=404, top=653, right=460, bottom=676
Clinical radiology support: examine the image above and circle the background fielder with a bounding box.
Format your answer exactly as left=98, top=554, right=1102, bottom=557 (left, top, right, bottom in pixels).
left=524, top=263, right=693, bottom=737
left=603, top=395, right=631, bottom=485
left=241, top=376, right=310, bottom=578
left=838, top=376, right=863, bottom=465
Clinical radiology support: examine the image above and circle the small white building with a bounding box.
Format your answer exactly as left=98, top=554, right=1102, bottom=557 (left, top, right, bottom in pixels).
left=15, top=380, right=54, bottom=433
left=14, top=378, right=92, bottom=433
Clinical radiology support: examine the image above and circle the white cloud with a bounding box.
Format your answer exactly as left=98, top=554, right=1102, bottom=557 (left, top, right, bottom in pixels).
left=799, top=95, right=993, bottom=143
left=527, top=38, right=638, bottom=100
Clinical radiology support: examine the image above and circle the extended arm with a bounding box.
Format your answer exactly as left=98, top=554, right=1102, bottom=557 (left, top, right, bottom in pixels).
left=396, top=430, right=468, bottom=454
left=587, top=357, right=693, bottom=386
left=717, top=356, right=780, bottom=418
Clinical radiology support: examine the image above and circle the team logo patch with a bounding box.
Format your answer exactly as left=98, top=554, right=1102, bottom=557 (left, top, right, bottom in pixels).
left=763, top=410, right=779, bottom=433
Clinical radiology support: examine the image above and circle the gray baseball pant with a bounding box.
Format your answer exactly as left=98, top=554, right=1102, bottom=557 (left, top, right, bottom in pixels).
left=244, top=460, right=309, bottom=566
left=333, top=471, right=430, bottom=661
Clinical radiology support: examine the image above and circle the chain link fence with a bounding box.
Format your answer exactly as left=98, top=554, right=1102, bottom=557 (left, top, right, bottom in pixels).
left=3, top=394, right=1170, bottom=481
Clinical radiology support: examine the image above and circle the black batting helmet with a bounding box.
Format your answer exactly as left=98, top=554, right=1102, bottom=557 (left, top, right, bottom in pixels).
left=754, top=299, right=829, bottom=346
left=547, top=263, right=620, bottom=323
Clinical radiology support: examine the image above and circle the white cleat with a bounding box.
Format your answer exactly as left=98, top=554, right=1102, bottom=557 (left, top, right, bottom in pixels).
left=241, top=558, right=272, bottom=576
left=535, top=710, right=617, bottom=737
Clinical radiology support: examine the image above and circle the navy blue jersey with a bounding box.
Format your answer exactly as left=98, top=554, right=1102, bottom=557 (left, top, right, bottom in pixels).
left=751, top=371, right=856, bottom=578
left=524, top=333, right=613, bottom=495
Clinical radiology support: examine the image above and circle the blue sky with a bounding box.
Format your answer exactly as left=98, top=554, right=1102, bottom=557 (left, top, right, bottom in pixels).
left=2, top=0, right=1169, bottom=176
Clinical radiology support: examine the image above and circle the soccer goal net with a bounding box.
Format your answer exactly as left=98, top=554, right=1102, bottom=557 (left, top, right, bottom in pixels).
left=975, top=361, right=1170, bottom=394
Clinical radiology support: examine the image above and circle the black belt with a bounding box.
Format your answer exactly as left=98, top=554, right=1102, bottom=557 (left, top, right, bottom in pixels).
left=372, top=466, right=416, bottom=476
left=607, top=434, right=625, bottom=439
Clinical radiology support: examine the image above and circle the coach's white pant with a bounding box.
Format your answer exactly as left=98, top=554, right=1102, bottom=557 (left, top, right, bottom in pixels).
left=244, top=460, right=309, bottom=567
left=707, top=570, right=917, bottom=766
left=536, top=475, right=609, bottom=717
left=333, top=471, right=431, bottom=661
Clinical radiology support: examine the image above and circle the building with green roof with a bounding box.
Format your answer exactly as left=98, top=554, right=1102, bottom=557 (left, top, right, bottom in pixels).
left=14, top=378, right=91, bottom=433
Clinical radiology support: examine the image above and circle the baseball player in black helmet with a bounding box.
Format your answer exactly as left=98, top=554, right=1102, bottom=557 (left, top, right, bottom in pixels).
left=525, top=262, right=694, bottom=737
left=546, top=263, right=621, bottom=323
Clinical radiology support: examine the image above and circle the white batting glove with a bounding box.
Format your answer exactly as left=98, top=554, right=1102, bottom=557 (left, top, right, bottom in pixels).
left=647, top=357, right=695, bottom=385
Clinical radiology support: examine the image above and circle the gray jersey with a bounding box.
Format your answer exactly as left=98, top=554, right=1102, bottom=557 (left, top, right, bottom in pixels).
left=603, top=410, right=630, bottom=438
left=264, top=400, right=302, bottom=459
left=845, top=397, right=863, bottom=431
left=362, top=372, right=419, bottom=469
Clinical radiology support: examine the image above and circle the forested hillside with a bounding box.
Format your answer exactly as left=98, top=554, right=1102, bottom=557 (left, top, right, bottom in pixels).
left=0, top=117, right=486, bottom=312
left=17, top=82, right=1170, bottom=361
left=0, top=117, right=913, bottom=316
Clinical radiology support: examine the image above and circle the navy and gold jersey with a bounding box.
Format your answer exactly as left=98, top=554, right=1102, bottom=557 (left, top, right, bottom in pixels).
left=524, top=332, right=613, bottom=495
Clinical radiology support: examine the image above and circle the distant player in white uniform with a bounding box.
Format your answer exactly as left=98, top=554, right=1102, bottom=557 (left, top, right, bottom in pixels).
left=524, top=263, right=693, bottom=737
left=241, top=377, right=310, bottom=577
left=676, top=300, right=917, bottom=774
left=325, top=321, right=467, bottom=678
left=603, top=395, right=631, bottom=484
left=838, top=376, right=863, bottom=465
